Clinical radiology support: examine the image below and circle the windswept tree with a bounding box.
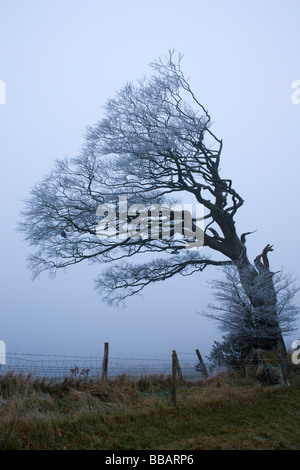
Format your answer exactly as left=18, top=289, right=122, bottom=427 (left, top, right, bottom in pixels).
left=19, top=52, right=290, bottom=381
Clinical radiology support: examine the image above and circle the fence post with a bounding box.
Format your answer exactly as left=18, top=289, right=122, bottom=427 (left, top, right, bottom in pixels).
left=195, top=349, right=208, bottom=378
left=171, top=350, right=177, bottom=406
left=174, top=350, right=183, bottom=379
left=102, top=342, right=109, bottom=382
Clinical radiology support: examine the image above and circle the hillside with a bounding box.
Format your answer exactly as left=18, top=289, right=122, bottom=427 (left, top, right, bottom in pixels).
left=0, top=363, right=299, bottom=450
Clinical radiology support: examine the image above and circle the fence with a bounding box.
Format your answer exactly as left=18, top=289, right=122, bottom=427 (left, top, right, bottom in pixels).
left=0, top=345, right=208, bottom=382
left=0, top=345, right=292, bottom=405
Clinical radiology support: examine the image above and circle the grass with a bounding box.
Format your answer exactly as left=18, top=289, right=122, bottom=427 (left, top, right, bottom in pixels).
left=0, top=365, right=299, bottom=450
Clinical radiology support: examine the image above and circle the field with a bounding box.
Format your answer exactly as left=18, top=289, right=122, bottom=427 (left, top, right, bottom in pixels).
left=0, top=362, right=299, bottom=450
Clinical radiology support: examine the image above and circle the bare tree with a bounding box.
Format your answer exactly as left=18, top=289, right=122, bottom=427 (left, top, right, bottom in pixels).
left=18, top=51, right=292, bottom=381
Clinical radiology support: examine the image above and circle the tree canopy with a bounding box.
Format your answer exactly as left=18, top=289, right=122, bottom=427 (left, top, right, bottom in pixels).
left=19, top=51, right=247, bottom=305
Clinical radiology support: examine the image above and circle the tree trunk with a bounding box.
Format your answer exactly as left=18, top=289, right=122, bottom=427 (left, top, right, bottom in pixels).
left=205, top=218, right=288, bottom=383
left=235, top=245, right=288, bottom=383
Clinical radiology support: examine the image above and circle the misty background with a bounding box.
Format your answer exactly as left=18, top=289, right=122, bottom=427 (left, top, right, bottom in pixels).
left=1, top=0, right=300, bottom=364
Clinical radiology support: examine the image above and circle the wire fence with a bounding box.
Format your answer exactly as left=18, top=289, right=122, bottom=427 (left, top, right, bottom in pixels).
left=0, top=348, right=289, bottom=383
left=0, top=351, right=204, bottom=380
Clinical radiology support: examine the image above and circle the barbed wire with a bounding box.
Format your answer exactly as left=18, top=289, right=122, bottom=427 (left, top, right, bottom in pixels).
left=0, top=351, right=202, bottom=379
left=0, top=351, right=286, bottom=380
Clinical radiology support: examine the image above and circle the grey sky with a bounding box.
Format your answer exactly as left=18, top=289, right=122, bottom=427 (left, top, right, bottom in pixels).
left=0, top=0, right=299, bottom=361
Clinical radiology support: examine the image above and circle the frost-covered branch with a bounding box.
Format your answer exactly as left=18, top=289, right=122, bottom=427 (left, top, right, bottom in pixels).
left=96, top=252, right=232, bottom=306
left=201, top=265, right=300, bottom=350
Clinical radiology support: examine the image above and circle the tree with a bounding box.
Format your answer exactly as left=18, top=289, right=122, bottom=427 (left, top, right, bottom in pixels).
left=18, top=51, right=290, bottom=381
left=201, top=266, right=300, bottom=374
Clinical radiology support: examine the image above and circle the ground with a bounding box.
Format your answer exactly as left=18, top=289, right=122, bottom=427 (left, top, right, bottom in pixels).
left=0, top=362, right=299, bottom=450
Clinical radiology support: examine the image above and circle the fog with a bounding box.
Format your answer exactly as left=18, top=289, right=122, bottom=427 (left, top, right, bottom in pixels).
left=1, top=0, right=299, bottom=364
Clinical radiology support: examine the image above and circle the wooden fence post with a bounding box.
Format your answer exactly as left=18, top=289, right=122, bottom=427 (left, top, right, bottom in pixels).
left=102, top=342, right=109, bottom=382
left=174, top=350, right=183, bottom=380
left=171, top=350, right=177, bottom=406
left=195, top=348, right=208, bottom=378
